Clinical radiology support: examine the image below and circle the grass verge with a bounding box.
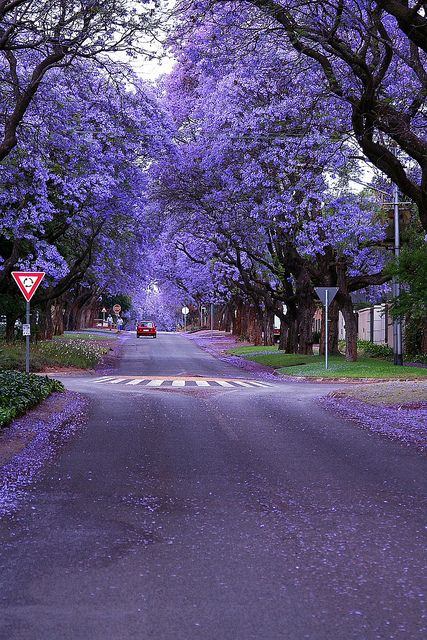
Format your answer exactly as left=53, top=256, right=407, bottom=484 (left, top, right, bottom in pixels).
left=55, top=333, right=115, bottom=341
left=227, top=345, right=279, bottom=355
left=0, top=337, right=111, bottom=371
left=0, top=370, right=64, bottom=428
left=229, top=350, right=427, bottom=379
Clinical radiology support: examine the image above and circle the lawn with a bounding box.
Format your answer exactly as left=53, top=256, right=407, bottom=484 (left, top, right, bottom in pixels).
left=227, top=345, right=279, bottom=355
left=56, top=332, right=115, bottom=341
left=0, top=336, right=112, bottom=371
left=229, top=348, right=427, bottom=379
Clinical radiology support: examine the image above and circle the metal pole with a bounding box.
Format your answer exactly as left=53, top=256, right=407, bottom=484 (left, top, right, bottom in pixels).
left=325, top=290, right=329, bottom=370
left=393, top=182, right=403, bottom=365
left=26, top=301, right=30, bottom=374
left=184, top=312, right=187, bottom=332
left=210, top=303, right=213, bottom=338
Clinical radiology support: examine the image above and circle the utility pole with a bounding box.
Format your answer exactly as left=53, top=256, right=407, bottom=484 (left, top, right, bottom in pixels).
left=392, top=182, right=403, bottom=366
left=210, top=303, right=214, bottom=338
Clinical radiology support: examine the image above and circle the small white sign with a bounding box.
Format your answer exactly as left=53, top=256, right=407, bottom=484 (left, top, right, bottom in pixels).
left=182, top=306, right=190, bottom=315
left=22, top=324, right=31, bottom=336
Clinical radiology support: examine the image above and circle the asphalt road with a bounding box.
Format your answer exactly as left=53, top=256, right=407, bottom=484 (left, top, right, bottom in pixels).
left=0, top=333, right=426, bottom=639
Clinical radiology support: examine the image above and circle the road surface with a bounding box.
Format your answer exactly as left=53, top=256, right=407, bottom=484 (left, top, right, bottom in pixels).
left=0, top=333, right=425, bottom=639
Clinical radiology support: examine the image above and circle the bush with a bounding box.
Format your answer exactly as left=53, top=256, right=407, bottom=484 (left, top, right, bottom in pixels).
left=357, top=340, right=393, bottom=359
left=407, top=353, right=427, bottom=365
left=0, top=371, right=64, bottom=428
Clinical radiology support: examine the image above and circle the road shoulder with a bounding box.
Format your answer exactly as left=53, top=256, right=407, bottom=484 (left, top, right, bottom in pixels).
left=0, top=391, right=87, bottom=517
left=319, top=381, right=427, bottom=453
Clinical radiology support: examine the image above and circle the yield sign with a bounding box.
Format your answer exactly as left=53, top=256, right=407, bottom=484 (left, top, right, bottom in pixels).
left=12, top=271, right=45, bottom=301
left=315, top=287, right=339, bottom=306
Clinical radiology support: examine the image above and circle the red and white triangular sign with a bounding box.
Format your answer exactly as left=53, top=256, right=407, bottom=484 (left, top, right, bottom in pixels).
left=12, top=272, right=45, bottom=302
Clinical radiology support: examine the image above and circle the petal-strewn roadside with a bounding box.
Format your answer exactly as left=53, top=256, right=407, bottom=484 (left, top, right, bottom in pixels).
left=319, top=394, right=427, bottom=454
left=188, top=331, right=427, bottom=453
left=0, top=391, right=87, bottom=517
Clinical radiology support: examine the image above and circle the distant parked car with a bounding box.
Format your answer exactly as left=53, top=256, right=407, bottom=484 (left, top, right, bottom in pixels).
left=136, top=321, right=157, bottom=338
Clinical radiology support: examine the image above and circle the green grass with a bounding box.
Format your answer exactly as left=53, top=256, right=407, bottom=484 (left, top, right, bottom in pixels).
left=55, top=332, right=115, bottom=341
left=227, top=345, right=279, bottom=355
left=0, top=338, right=110, bottom=371
left=0, top=370, right=64, bottom=428
left=236, top=352, right=427, bottom=379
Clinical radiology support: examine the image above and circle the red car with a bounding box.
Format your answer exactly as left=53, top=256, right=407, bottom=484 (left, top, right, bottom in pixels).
left=136, top=321, right=157, bottom=338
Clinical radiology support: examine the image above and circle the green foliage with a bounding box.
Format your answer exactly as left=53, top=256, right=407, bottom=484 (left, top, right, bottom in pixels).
left=0, top=371, right=64, bottom=428
left=357, top=340, right=393, bottom=359
left=386, top=241, right=427, bottom=320
left=407, top=353, right=427, bottom=365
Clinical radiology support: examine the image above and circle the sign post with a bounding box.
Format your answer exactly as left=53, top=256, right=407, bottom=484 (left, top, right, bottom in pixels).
left=12, top=272, right=45, bottom=373
left=182, top=306, right=189, bottom=331
left=314, top=287, right=339, bottom=370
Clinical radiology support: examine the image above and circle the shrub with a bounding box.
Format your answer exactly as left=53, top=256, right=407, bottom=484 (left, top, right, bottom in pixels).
left=407, top=353, right=427, bottom=365
left=0, top=371, right=64, bottom=428
left=357, top=340, right=393, bottom=359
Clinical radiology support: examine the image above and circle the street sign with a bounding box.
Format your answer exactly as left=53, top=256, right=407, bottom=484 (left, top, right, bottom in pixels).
left=101, top=307, right=107, bottom=313
left=113, top=304, right=121, bottom=314
left=11, top=272, right=45, bottom=374
left=182, top=306, right=189, bottom=315
left=314, top=287, right=339, bottom=370
left=314, top=287, right=339, bottom=306
left=12, top=271, right=45, bottom=302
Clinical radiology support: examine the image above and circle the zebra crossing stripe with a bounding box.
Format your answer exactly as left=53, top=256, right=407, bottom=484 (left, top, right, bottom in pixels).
left=214, top=380, right=233, bottom=387
left=247, top=381, right=269, bottom=387
left=232, top=380, right=253, bottom=387
left=146, top=379, right=165, bottom=387
left=172, top=380, right=185, bottom=387
left=91, top=377, right=272, bottom=388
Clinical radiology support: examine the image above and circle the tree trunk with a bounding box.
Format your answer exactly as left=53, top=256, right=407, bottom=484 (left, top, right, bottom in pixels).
left=248, top=306, right=262, bottom=345
left=319, top=300, right=340, bottom=356
left=297, top=298, right=315, bottom=355
left=340, top=297, right=358, bottom=362
left=262, top=309, right=274, bottom=346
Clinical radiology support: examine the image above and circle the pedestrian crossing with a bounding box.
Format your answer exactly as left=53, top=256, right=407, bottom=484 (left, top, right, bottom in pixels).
left=91, top=376, right=272, bottom=389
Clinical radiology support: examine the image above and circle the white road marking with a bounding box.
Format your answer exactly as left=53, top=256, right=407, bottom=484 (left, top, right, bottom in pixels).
left=246, top=381, right=269, bottom=387
left=91, top=377, right=272, bottom=389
